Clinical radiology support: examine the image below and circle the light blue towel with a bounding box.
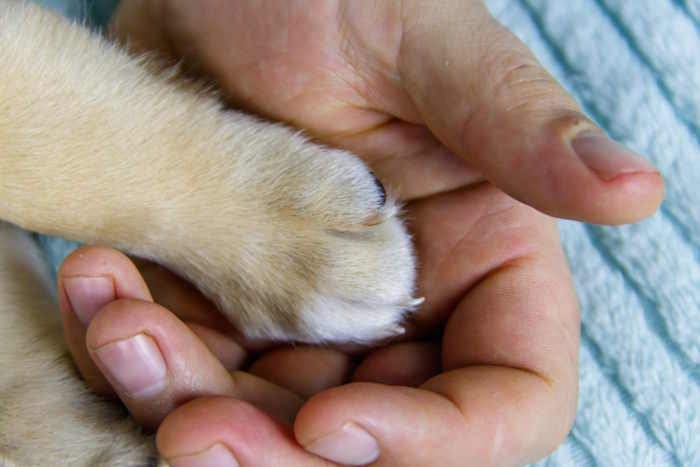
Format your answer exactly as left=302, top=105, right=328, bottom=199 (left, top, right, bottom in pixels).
left=30, top=1, right=700, bottom=465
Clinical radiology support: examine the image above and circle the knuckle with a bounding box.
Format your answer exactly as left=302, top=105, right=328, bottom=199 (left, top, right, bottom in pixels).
left=478, top=40, right=570, bottom=114
left=488, top=55, right=553, bottom=106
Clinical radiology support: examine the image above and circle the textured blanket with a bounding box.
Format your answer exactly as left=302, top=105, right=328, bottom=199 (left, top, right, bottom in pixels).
left=31, top=0, right=700, bottom=465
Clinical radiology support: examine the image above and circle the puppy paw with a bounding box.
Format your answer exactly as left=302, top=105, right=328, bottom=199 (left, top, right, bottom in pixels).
left=0, top=2, right=419, bottom=345
left=150, top=125, right=420, bottom=344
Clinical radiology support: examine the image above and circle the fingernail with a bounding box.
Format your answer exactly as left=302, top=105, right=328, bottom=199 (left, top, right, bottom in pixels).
left=170, top=443, right=239, bottom=467
left=304, top=422, right=380, bottom=465
left=63, top=276, right=115, bottom=326
left=571, top=132, right=658, bottom=181
left=94, top=334, right=167, bottom=399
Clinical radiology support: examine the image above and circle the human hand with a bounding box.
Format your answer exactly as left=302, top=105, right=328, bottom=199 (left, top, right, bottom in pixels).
left=59, top=1, right=664, bottom=466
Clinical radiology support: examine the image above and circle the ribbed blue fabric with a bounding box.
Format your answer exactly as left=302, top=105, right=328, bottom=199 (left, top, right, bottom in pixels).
left=30, top=1, right=700, bottom=465
left=487, top=1, right=699, bottom=465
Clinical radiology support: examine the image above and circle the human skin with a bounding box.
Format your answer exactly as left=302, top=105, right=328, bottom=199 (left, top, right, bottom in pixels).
left=58, top=1, right=664, bottom=466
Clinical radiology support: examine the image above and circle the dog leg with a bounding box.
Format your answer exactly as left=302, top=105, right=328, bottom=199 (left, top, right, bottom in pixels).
left=0, top=1, right=418, bottom=344
left=0, top=222, right=157, bottom=466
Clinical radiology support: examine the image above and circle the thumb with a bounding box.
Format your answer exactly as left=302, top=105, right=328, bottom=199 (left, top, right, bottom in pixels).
left=398, top=1, right=663, bottom=224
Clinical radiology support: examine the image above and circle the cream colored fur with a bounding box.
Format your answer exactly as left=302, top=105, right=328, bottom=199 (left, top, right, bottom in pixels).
left=0, top=1, right=417, bottom=465
left=0, top=222, right=158, bottom=466
left=0, top=1, right=418, bottom=342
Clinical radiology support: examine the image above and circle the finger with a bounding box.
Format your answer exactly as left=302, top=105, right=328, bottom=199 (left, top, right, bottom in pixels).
left=440, top=237, right=579, bottom=403
left=157, top=397, right=333, bottom=467
left=295, top=247, right=578, bottom=466
left=250, top=346, right=353, bottom=398
left=295, top=372, right=557, bottom=467
left=108, top=0, right=176, bottom=57
left=352, top=341, right=442, bottom=387
left=407, top=184, right=550, bottom=327
left=58, top=246, right=153, bottom=395
left=85, top=299, right=235, bottom=427
left=229, top=371, right=306, bottom=425
left=131, top=257, right=236, bottom=335
left=188, top=322, right=247, bottom=370
left=132, top=257, right=274, bottom=353
left=296, top=204, right=579, bottom=466
left=324, top=121, right=485, bottom=202
left=86, top=299, right=304, bottom=427
left=398, top=0, right=663, bottom=223
left=58, top=247, right=247, bottom=393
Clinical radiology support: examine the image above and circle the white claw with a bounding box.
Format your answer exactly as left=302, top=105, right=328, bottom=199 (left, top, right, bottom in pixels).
left=402, top=297, right=426, bottom=308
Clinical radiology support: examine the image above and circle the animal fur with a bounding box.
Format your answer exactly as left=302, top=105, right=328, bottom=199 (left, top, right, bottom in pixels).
left=0, top=222, right=158, bottom=466
left=0, top=1, right=417, bottom=464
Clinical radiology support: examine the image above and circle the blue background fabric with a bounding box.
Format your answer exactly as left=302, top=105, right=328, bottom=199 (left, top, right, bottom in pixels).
left=29, top=0, right=700, bottom=465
